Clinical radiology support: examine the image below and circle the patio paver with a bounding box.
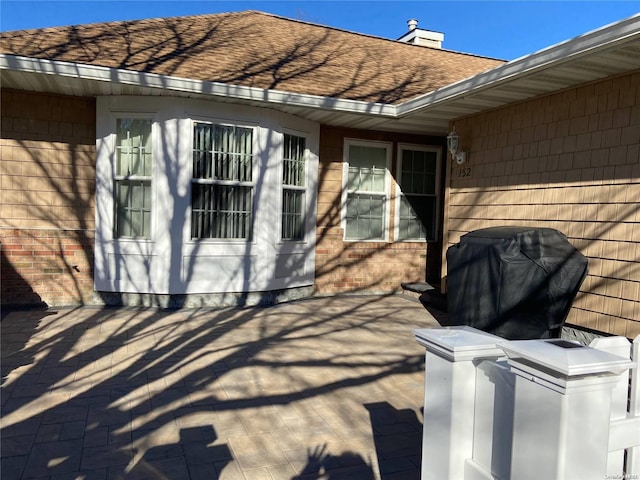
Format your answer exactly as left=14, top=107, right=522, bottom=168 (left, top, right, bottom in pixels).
left=1, top=295, right=442, bottom=479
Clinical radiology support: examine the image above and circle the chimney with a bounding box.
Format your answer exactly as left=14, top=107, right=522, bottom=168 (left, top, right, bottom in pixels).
left=397, top=19, right=444, bottom=49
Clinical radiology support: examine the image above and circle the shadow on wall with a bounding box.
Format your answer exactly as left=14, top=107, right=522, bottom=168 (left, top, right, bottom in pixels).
left=1, top=88, right=97, bottom=309
left=1, top=248, right=47, bottom=313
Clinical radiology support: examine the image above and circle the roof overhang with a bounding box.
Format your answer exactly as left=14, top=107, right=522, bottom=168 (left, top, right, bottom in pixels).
left=0, top=54, right=397, bottom=115
left=2, top=13, right=639, bottom=135
left=387, top=12, right=640, bottom=133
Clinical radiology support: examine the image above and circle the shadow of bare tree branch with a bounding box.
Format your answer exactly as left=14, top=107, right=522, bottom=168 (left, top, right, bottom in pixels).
left=1, top=295, right=433, bottom=478
left=0, top=11, right=501, bottom=104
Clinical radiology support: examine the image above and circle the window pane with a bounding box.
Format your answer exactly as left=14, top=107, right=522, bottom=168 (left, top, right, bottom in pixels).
left=360, top=168, right=374, bottom=191
left=283, top=134, right=306, bottom=187
left=191, top=184, right=253, bottom=239
left=347, top=167, right=360, bottom=190
left=116, top=119, right=152, bottom=176
left=142, top=211, right=151, bottom=238
left=403, top=153, right=414, bottom=173
left=193, top=123, right=213, bottom=179
left=346, top=166, right=387, bottom=192
left=345, top=214, right=358, bottom=239
left=397, top=195, right=436, bottom=241
left=349, top=145, right=387, bottom=170
left=345, top=193, right=385, bottom=240
left=371, top=168, right=386, bottom=191
left=213, top=125, right=253, bottom=181
left=411, top=174, right=425, bottom=194
left=401, top=171, right=412, bottom=189
left=282, top=189, right=304, bottom=240
left=115, top=179, right=151, bottom=238
left=425, top=174, right=436, bottom=195
left=116, top=182, right=130, bottom=236
left=347, top=145, right=387, bottom=193
left=425, top=153, right=437, bottom=174
left=193, top=123, right=253, bottom=182
left=131, top=182, right=145, bottom=209
left=401, top=150, right=437, bottom=194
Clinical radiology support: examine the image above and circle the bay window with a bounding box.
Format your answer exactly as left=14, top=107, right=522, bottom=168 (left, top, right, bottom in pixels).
left=96, top=96, right=319, bottom=296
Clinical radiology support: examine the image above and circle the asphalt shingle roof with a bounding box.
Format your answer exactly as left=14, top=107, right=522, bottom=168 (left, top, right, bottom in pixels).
left=0, top=10, right=505, bottom=104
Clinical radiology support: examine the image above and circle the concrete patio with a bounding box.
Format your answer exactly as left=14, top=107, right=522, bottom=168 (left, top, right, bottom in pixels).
left=1, top=294, right=444, bottom=480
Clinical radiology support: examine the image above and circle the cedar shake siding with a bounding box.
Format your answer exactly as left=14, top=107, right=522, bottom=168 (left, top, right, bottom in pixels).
left=445, top=71, right=640, bottom=338
left=1, top=89, right=96, bottom=306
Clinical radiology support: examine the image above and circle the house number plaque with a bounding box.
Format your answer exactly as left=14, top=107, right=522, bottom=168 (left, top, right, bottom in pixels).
left=457, top=166, right=472, bottom=178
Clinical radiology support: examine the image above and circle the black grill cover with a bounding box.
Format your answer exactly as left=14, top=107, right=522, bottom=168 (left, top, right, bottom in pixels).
left=446, top=227, right=588, bottom=340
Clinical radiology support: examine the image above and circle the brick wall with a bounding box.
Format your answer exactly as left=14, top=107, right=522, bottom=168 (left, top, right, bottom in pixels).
left=315, top=126, right=445, bottom=294
left=0, top=228, right=95, bottom=306
left=1, top=89, right=96, bottom=306
left=445, top=71, right=640, bottom=338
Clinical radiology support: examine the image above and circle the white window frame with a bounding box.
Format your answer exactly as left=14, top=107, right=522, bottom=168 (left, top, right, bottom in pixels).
left=341, top=139, right=392, bottom=242
left=112, top=115, right=155, bottom=240
left=394, top=143, right=442, bottom=242
left=189, top=119, right=258, bottom=242
left=280, top=130, right=310, bottom=243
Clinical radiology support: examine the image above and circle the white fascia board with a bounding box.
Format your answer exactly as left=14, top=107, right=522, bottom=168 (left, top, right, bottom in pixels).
left=397, top=13, right=640, bottom=117
left=0, top=54, right=397, bottom=117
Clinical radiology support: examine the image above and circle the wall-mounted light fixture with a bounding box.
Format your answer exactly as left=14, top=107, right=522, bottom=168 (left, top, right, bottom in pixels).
left=447, top=127, right=467, bottom=165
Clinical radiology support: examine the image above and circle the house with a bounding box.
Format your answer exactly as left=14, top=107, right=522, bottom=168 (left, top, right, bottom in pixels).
left=1, top=11, right=638, bottom=338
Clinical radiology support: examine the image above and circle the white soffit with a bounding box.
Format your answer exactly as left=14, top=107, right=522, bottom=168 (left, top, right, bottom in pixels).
left=394, top=14, right=640, bottom=122
left=1, top=13, right=639, bottom=135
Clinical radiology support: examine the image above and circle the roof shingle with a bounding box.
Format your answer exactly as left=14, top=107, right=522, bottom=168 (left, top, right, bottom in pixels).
left=0, top=10, right=505, bottom=104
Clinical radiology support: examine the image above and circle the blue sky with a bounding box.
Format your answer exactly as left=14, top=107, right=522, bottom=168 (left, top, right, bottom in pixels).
left=1, top=1, right=638, bottom=60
